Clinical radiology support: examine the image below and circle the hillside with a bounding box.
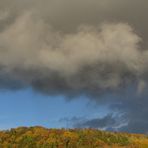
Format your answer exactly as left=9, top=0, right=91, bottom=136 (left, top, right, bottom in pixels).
left=0, top=126, right=148, bottom=148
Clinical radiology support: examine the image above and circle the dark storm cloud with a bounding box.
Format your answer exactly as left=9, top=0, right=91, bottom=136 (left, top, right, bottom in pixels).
left=74, top=114, right=118, bottom=129
left=60, top=114, right=125, bottom=131
left=0, top=0, right=148, bottom=133
left=0, top=0, right=148, bottom=36
left=0, top=14, right=145, bottom=95
left=111, top=92, right=148, bottom=134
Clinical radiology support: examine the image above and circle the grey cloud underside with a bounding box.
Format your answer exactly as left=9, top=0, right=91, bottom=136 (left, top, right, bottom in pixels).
left=73, top=114, right=119, bottom=129
left=60, top=114, right=126, bottom=131
left=0, top=0, right=148, bottom=133
left=112, top=92, right=148, bottom=133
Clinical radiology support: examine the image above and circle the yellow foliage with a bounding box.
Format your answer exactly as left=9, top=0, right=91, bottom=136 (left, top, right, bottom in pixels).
left=0, top=126, right=147, bottom=148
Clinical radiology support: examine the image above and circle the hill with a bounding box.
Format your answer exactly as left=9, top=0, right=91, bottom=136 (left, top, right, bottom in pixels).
left=0, top=126, right=148, bottom=148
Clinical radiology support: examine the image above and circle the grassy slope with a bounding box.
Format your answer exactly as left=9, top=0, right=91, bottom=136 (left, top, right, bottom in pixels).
left=0, top=126, right=148, bottom=148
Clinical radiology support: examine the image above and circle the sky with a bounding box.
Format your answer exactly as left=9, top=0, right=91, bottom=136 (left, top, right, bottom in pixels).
left=0, top=89, right=109, bottom=130
left=0, top=0, right=148, bottom=133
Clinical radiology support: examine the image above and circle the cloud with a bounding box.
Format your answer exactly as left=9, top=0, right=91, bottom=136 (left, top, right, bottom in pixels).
left=0, top=12, right=147, bottom=95
left=1, top=0, right=148, bottom=37
left=60, top=114, right=126, bottom=131
left=74, top=114, right=120, bottom=130
left=110, top=92, right=148, bottom=133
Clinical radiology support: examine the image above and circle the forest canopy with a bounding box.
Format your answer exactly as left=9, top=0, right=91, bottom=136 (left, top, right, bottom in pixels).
left=0, top=126, right=148, bottom=148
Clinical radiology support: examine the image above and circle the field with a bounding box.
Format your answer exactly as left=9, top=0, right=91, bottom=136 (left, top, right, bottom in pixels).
left=0, top=126, right=148, bottom=148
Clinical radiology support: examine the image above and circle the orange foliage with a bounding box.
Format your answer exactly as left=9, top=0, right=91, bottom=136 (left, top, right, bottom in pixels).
left=0, top=126, right=147, bottom=148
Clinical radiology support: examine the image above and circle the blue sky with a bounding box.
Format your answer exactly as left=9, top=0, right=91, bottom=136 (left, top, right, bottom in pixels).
left=0, top=89, right=109, bottom=130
